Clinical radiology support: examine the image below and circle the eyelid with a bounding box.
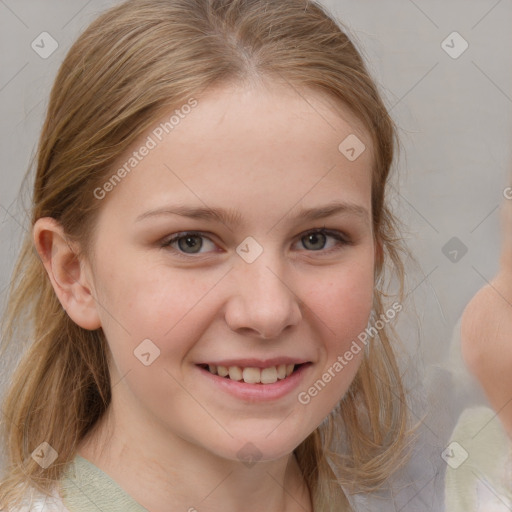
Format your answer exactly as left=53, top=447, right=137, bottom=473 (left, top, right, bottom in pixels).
left=160, top=228, right=352, bottom=258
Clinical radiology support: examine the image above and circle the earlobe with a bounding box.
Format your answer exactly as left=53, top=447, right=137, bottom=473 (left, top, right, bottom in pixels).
left=32, top=217, right=102, bottom=330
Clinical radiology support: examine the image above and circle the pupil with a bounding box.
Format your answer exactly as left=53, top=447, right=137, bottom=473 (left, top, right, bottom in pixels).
left=305, top=232, right=325, bottom=250
left=179, top=235, right=202, bottom=253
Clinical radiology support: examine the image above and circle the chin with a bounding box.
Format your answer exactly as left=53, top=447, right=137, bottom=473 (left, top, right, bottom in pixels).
left=207, top=431, right=307, bottom=465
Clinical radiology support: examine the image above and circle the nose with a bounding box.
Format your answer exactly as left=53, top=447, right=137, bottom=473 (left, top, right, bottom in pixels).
left=224, top=255, right=302, bottom=340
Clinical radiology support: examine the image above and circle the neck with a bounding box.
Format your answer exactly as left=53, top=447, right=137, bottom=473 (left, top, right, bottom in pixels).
left=76, top=405, right=312, bottom=512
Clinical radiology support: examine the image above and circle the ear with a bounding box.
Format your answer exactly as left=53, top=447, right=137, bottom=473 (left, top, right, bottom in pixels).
left=32, top=217, right=101, bottom=330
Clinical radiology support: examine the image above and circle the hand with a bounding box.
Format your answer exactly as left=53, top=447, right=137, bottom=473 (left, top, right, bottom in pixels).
left=460, top=182, right=512, bottom=438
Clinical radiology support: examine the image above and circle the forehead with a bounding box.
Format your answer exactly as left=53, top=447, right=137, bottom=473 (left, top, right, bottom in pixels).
left=97, top=79, right=374, bottom=225
left=170, top=78, right=372, bottom=158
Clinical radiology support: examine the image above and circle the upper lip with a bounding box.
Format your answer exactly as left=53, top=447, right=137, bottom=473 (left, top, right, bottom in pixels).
left=196, top=357, right=311, bottom=368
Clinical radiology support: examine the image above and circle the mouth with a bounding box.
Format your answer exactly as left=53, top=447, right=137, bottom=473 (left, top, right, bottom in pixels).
left=196, top=363, right=307, bottom=384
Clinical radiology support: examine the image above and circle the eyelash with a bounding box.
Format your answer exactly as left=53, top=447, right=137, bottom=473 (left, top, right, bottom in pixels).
left=160, top=228, right=352, bottom=259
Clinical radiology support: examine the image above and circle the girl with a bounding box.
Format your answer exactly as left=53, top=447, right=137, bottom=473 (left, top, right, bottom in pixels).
left=0, top=1, right=414, bottom=510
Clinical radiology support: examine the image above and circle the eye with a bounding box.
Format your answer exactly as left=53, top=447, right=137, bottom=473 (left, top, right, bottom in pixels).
left=161, top=231, right=217, bottom=255
left=160, top=228, right=351, bottom=258
left=294, top=228, right=351, bottom=253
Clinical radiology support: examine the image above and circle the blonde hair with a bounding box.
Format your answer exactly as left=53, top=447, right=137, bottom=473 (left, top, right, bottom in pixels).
left=0, top=1, right=415, bottom=510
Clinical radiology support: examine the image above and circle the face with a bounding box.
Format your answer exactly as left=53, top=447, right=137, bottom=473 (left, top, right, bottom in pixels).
left=85, top=79, right=376, bottom=463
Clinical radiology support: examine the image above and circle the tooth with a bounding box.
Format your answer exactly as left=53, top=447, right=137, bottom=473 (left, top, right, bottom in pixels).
left=228, top=366, right=243, bottom=381
left=208, top=364, right=217, bottom=375
left=242, top=367, right=261, bottom=384
left=285, top=364, right=295, bottom=377
left=217, top=365, right=229, bottom=377
left=261, top=366, right=278, bottom=384
left=277, top=364, right=287, bottom=380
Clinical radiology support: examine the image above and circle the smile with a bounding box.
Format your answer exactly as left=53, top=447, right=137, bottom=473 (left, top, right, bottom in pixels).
left=199, top=363, right=299, bottom=384
left=195, top=360, right=313, bottom=402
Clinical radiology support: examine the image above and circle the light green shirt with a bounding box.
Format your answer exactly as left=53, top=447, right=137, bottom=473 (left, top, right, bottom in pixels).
left=444, top=406, right=512, bottom=511
left=10, top=455, right=150, bottom=512
left=58, top=454, right=149, bottom=512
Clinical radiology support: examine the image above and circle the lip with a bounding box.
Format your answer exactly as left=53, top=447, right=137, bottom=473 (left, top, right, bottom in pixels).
left=196, top=357, right=310, bottom=368
left=195, top=362, right=312, bottom=401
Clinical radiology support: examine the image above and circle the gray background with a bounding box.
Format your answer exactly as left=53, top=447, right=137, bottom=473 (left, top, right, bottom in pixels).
left=1, top=0, right=511, bottom=510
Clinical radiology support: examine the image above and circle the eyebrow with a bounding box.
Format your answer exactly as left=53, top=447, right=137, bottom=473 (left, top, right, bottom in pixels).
left=135, top=201, right=370, bottom=226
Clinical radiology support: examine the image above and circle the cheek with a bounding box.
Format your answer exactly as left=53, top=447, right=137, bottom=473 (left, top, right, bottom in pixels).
left=302, top=258, right=375, bottom=343
left=93, top=258, right=219, bottom=359
left=293, top=261, right=374, bottom=424
left=95, top=251, right=185, bottom=325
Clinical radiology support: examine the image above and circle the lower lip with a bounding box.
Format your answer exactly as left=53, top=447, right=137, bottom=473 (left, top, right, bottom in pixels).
left=196, top=363, right=312, bottom=401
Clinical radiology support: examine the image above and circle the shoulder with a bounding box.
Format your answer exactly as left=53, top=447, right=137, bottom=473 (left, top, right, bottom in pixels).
left=445, top=406, right=512, bottom=510
left=5, top=486, right=70, bottom=512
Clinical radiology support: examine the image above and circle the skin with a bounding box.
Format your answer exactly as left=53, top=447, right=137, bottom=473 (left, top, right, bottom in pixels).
left=460, top=185, right=512, bottom=438
left=33, top=79, right=379, bottom=512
